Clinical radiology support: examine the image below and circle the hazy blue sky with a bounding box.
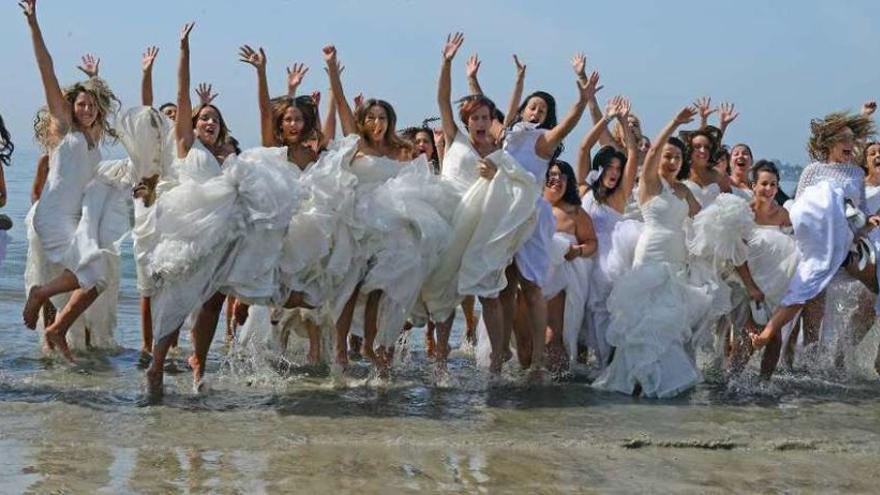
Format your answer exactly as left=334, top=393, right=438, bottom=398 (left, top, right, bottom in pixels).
left=2, top=0, right=878, bottom=165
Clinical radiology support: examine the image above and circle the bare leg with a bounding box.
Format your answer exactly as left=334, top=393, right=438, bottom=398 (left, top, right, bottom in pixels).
left=23, top=269, right=81, bottom=329
left=425, top=320, right=437, bottom=359
left=147, top=330, right=179, bottom=401
left=44, top=286, right=99, bottom=362
left=512, top=290, right=533, bottom=368
left=233, top=300, right=249, bottom=327
left=433, top=312, right=455, bottom=373
left=479, top=295, right=505, bottom=374
left=545, top=291, right=565, bottom=372
left=190, top=292, right=226, bottom=389
left=759, top=331, right=783, bottom=380
left=801, top=293, right=825, bottom=347
left=499, top=264, right=519, bottom=364
left=461, top=295, right=477, bottom=346
left=225, top=295, right=235, bottom=343
left=519, top=276, right=549, bottom=372
left=305, top=319, right=321, bottom=365
left=362, top=290, right=382, bottom=366
left=139, top=296, right=153, bottom=364
left=335, top=286, right=360, bottom=366
left=752, top=303, right=804, bottom=354
left=283, top=290, right=314, bottom=310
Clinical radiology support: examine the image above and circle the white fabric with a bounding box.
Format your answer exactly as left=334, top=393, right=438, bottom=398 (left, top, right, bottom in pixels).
left=147, top=142, right=302, bottom=340
left=781, top=182, right=852, bottom=306
left=683, top=179, right=721, bottom=208
left=581, top=191, right=624, bottom=366
left=544, top=232, right=593, bottom=361
left=504, top=123, right=556, bottom=287
left=594, top=181, right=711, bottom=398
left=419, top=131, right=539, bottom=322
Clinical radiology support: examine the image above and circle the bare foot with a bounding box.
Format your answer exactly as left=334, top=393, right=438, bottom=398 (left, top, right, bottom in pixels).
left=363, top=345, right=379, bottom=364
left=145, top=368, right=164, bottom=403
left=233, top=301, right=249, bottom=326
left=425, top=333, right=436, bottom=359
left=307, top=347, right=320, bottom=366
left=335, top=349, right=349, bottom=368
left=751, top=327, right=773, bottom=350
left=138, top=349, right=153, bottom=368
left=23, top=286, right=45, bottom=330
left=45, top=329, right=75, bottom=362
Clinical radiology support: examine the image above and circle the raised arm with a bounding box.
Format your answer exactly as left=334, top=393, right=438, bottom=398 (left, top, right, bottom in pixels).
left=286, top=62, right=309, bottom=98
left=20, top=0, right=70, bottom=126
left=718, top=102, right=738, bottom=137
left=503, top=55, right=527, bottom=128
left=466, top=53, right=483, bottom=96
left=175, top=22, right=196, bottom=157
left=639, top=106, right=696, bottom=203
left=611, top=98, right=639, bottom=205
left=537, top=65, right=598, bottom=159
left=576, top=95, right=622, bottom=189
left=323, top=46, right=357, bottom=137
left=320, top=86, right=338, bottom=148
left=141, top=46, right=159, bottom=107
left=438, top=32, right=464, bottom=145
left=238, top=45, right=275, bottom=146
left=693, top=96, right=716, bottom=130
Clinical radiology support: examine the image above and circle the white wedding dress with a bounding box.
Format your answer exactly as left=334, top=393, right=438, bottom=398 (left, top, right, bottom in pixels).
left=25, top=130, right=131, bottom=350
left=543, top=232, right=593, bottom=362
left=593, top=180, right=713, bottom=398
left=145, top=141, right=302, bottom=341
left=419, top=131, right=539, bottom=324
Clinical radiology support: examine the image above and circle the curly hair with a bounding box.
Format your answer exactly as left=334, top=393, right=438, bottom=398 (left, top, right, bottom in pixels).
left=33, top=78, right=120, bottom=152
left=511, top=91, right=558, bottom=130
left=355, top=98, right=412, bottom=155
left=0, top=113, right=13, bottom=167
left=677, top=125, right=723, bottom=180
left=269, top=94, right=320, bottom=146
left=808, top=111, right=876, bottom=161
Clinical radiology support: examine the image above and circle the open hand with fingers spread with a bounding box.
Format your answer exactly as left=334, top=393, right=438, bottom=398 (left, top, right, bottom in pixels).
left=77, top=53, right=100, bottom=79
left=142, top=46, right=159, bottom=73
left=238, top=45, right=266, bottom=71
left=442, top=32, right=464, bottom=62
left=195, top=83, right=218, bottom=106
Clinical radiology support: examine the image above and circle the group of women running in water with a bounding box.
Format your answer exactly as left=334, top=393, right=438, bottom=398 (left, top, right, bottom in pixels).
left=5, top=0, right=880, bottom=402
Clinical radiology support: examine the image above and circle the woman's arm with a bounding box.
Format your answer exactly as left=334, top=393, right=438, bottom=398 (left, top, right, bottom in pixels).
left=611, top=98, right=639, bottom=206
left=536, top=66, right=598, bottom=159
left=141, top=46, right=159, bottom=107
left=320, top=86, right=338, bottom=148
left=286, top=63, right=308, bottom=98
left=566, top=209, right=598, bottom=260
left=575, top=95, right=621, bottom=188
left=466, top=53, right=483, bottom=95
left=718, top=102, right=738, bottom=137
left=323, top=46, right=357, bottom=137
left=238, top=45, right=276, bottom=147
left=735, top=262, right=766, bottom=303
left=694, top=96, right=715, bottom=130
left=639, top=107, right=696, bottom=203
left=503, top=55, right=527, bottom=128
left=175, top=22, right=196, bottom=158
left=31, top=154, right=50, bottom=203
left=438, top=33, right=464, bottom=146
left=20, top=0, right=71, bottom=127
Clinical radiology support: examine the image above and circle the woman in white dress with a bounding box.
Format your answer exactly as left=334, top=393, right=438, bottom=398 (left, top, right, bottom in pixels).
left=593, top=106, right=712, bottom=398
left=728, top=144, right=754, bottom=200
left=679, top=125, right=731, bottom=207
left=543, top=160, right=597, bottom=370
left=144, top=23, right=302, bottom=396
left=323, top=45, right=457, bottom=374
left=752, top=111, right=880, bottom=369
left=726, top=161, right=797, bottom=378
left=416, top=33, right=542, bottom=376
left=498, top=55, right=599, bottom=375
left=575, top=96, right=639, bottom=366
left=20, top=0, right=128, bottom=360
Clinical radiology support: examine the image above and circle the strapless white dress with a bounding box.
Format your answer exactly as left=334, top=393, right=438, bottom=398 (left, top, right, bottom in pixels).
left=593, top=181, right=712, bottom=398
left=544, top=232, right=593, bottom=361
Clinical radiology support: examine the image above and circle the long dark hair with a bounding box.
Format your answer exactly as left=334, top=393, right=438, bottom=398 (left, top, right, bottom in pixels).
left=512, top=91, right=558, bottom=130
left=269, top=95, right=319, bottom=147
left=677, top=125, right=722, bottom=180
left=547, top=159, right=581, bottom=206
left=400, top=118, right=439, bottom=172
left=0, top=113, right=12, bottom=167
left=591, top=145, right=627, bottom=205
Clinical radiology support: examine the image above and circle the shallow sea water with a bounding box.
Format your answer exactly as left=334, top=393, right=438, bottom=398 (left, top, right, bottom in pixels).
left=2, top=156, right=880, bottom=493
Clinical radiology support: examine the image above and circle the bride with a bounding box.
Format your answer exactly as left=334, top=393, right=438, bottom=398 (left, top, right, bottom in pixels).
left=593, top=106, right=714, bottom=398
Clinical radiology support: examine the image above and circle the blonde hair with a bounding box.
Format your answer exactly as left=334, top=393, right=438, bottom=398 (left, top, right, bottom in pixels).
left=808, top=111, right=875, bottom=161
left=33, top=78, right=120, bottom=152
